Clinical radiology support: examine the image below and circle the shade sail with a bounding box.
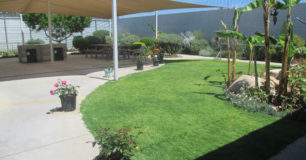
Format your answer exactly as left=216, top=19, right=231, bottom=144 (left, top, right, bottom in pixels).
left=0, top=0, right=212, bottom=18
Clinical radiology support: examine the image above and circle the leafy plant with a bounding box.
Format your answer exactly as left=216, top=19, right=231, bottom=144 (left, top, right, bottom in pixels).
left=119, top=32, right=140, bottom=46
left=23, top=13, right=91, bottom=43
left=26, top=38, right=45, bottom=44
left=72, top=37, right=89, bottom=52
left=93, top=127, right=140, bottom=160
left=194, top=30, right=204, bottom=40
left=140, top=37, right=155, bottom=47
left=50, top=79, right=79, bottom=96
left=86, top=36, right=105, bottom=45
left=190, top=39, right=210, bottom=54
left=156, top=34, right=183, bottom=55
left=93, top=30, right=110, bottom=38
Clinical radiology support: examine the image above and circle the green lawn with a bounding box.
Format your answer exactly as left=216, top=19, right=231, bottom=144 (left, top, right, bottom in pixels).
left=81, top=60, right=306, bottom=160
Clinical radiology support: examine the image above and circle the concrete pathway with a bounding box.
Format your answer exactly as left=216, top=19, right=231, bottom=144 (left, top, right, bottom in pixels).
left=0, top=64, right=163, bottom=160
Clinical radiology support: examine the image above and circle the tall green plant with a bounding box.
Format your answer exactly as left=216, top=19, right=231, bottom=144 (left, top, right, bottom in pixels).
left=215, top=20, right=232, bottom=86
left=231, top=9, right=242, bottom=81
left=279, top=0, right=301, bottom=96
left=241, top=0, right=285, bottom=94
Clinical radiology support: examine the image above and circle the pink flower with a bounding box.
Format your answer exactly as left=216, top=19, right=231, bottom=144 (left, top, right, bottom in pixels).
left=61, top=80, right=67, bottom=85
left=50, top=90, right=55, bottom=95
left=154, top=55, right=158, bottom=58
left=148, top=55, right=152, bottom=59
left=54, top=83, right=59, bottom=88
left=153, top=48, right=159, bottom=51
left=249, top=98, right=252, bottom=101
left=272, top=106, right=277, bottom=111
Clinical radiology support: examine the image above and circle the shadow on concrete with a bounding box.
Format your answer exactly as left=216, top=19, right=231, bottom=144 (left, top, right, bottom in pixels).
left=195, top=118, right=306, bottom=160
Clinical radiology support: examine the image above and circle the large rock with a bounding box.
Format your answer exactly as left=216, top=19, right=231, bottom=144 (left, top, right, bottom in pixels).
left=227, top=75, right=264, bottom=93
left=227, top=75, right=279, bottom=93
left=264, top=69, right=281, bottom=80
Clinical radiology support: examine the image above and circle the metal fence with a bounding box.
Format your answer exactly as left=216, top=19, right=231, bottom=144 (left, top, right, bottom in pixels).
left=0, top=16, right=111, bottom=51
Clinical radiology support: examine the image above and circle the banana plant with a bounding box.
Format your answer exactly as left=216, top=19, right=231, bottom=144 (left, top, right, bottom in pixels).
left=231, top=9, right=242, bottom=82
left=241, top=0, right=286, bottom=94
left=278, top=0, right=301, bottom=96
left=217, top=20, right=232, bottom=87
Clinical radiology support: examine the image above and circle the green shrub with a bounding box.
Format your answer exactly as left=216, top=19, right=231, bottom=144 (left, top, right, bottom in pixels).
left=156, top=34, right=183, bottom=55
left=106, top=36, right=112, bottom=44
left=73, top=37, right=89, bottom=51
left=93, top=127, right=140, bottom=160
left=190, top=39, right=210, bottom=54
left=0, top=50, right=18, bottom=57
left=293, top=34, right=305, bottom=48
left=26, top=39, right=45, bottom=44
left=93, top=30, right=109, bottom=37
left=140, top=37, right=155, bottom=47
left=194, top=30, right=204, bottom=40
left=119, top=32, right=140, bottom=46
left=131, top=42, right=146, bottom=49
left=86, top=35, right=105, bottom=45
left=199, top=46, right=217, bottom=57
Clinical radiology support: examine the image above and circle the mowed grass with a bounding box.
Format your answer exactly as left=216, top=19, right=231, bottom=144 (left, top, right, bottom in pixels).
left=81, top=60, right=306, bottom=160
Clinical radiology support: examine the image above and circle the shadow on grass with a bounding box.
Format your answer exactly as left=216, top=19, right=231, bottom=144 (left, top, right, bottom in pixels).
left=195, top=118, right=306, bottom=160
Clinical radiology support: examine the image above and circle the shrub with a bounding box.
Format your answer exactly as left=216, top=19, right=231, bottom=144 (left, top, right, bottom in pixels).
left=93, top=127, right=140, bottom=160
left=140, top=37, right=155, bottom=47
left=131, top=42, right=146, bottom=49
left=72, top=37, right=89, bottom=52
left=106, top=36, right=112, bottom=44
left=26, top=39, right=45, bottom=44
left=293, top=34, right=305, bottom=48
left=156, top=34, right=183, bottom=55
left=190, top=39, right=210, bottom=54
left=86, top=35, right=105, bottom=45
left=199, top=46, right=217, bottom=57
left=0, top=50, right=18, bottom=57
left=194, top=30, right=204, bottom=40
left=119, top=32, right=140, bottom=46
left=93, top=30, right=109, bottom=38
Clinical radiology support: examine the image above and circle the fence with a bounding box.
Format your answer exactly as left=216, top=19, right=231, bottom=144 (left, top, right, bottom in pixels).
left=0, top=16, right=111, bottom=51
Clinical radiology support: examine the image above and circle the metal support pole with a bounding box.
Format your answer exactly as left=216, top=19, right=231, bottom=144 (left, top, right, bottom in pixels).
left=20, top=14, right=25, bottom=45
left=109, top=19, right=112, bottom=37
left=155, top=11, right=158, bottom=39
left=47, top=0, right=54, bottom=63
left=112, top=0, right=119, bottom=80
left=94, top=19, right=97, bottom=31
left=3, top=14, right=9, bottom=51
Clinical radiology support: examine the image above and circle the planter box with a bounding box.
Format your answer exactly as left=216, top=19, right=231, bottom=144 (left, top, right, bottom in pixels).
left=18, top=44, right=67, bottom=63
left=60, top=94, right=76, bottom=111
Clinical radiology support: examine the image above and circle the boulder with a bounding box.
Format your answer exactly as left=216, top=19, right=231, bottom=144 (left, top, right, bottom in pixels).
left=227, top=75, right=264, bottom=93
left=264, top=69, right=281, bottom=80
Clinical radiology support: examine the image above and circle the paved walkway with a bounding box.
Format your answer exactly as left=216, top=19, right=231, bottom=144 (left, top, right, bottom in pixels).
left=0, top=64, right=163, bottom=160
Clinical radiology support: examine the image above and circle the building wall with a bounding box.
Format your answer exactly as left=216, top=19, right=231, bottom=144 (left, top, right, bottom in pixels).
left=118, top=3, right=306, bottom=40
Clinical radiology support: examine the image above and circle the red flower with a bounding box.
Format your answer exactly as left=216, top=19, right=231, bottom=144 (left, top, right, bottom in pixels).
left=153, top=48, right=159, bottom=51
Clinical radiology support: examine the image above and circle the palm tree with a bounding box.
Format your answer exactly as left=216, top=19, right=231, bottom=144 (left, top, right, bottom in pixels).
left=279, top=0, right=301, bottom=96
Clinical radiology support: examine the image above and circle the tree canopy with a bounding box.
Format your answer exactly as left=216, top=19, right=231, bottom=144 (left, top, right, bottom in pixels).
left=23, top=14, right=92, bottom=43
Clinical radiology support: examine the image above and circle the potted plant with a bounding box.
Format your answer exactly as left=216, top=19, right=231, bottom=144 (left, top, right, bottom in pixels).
left=152, top=48, right=160, bottom=66
left=104, top=63, right=114, bottom=78
left=136, top=55, right=147, bottom=70
left=50, top=79, right=79, bottom=111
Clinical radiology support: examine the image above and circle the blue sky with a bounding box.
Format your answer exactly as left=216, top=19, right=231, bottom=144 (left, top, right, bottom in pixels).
left=120, top=0, right=306, bottom=19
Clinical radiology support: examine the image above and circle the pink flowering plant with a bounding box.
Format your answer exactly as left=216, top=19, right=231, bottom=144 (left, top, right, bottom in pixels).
left=50, top=79, right=79, bottom=96
left=225, top=86, right=283, bottom=116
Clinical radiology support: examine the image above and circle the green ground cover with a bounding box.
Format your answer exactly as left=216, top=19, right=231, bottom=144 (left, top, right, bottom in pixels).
left=81, top=60, right=306, bottom=160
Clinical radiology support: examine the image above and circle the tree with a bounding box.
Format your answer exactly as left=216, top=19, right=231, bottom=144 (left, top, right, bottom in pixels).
left=241, top=0, right=286, bottom=95
left=278, top=0, right=301, bottom=96
left=23, top=13, right=92, bottom=43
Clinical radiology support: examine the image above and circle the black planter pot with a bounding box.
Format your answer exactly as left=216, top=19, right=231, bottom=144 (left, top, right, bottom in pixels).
left=59, top=94, right=77, bottom=111
left=137, top=63, right=144, bottom=70
left=153, top=61, right=159, bottom=66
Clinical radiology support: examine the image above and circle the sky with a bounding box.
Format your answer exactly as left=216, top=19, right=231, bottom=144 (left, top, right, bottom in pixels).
left=120, top=0, right=306, bottom=19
